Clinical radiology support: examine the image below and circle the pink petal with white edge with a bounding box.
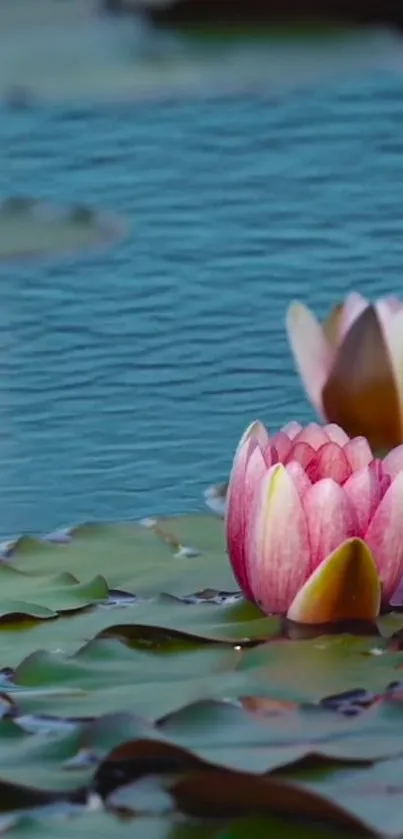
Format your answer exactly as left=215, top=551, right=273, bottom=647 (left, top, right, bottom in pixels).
left=247, top=464, right=310, bottom=614
left=379, top=308, right=403, bottom=421
left=343, top=466, right=384, bottom=535
left=323, top=424, right=350, bottom=446
left=286, top=303, right=333, bottom=416
left=281, top=421, right=303, bottom=440
left=236, top=420, right=270, bottom=454
left=375, top=298, right=403, bottom=333
left=339, top=292, right=369, bottom=342
left=383, top=445, right=403, bottom=479
left=302, top=478, right=358, bottom=572
left=380, top=295, right=403, bottom=315
left=306, top=442, right=352, bottom=485
left=226, top=438, right=265, bottom=600
left=343, top=436, right=373, bottom=471
left=292, top=422, right=332, bottom=450
left=365, top=470, right=403, bottom=603
left=287, top=538, right=381, bottom=624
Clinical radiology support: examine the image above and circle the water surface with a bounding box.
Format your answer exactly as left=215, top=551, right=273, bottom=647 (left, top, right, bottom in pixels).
left=1, top=59, right=403, bottom=536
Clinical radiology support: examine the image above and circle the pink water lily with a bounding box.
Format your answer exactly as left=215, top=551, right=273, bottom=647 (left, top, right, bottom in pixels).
left=286, top=292, right=403, bottom=451
left=226, top=420, right=403, bottom=624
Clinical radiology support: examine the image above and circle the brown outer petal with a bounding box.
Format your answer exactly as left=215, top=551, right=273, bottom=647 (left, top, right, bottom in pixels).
left=322, top=305, right=402, bottom=450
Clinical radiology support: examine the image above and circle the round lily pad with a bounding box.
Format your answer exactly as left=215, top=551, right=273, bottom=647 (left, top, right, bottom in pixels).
left=0, top=198, right=124, bottom=261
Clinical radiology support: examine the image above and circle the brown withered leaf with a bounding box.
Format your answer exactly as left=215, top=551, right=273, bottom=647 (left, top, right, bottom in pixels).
left=94, top=738, right=208, bottom=799
left=171, top=768, right=372, bottom=830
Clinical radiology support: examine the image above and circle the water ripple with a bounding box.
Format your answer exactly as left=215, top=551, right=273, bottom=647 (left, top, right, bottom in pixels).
left=0, top=66, right=403, bottom=535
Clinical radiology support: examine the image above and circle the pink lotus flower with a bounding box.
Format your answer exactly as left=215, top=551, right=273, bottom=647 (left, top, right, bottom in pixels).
left=226, top=420, right=403, bottom=624
left=286, top=292, right=403, bottom=451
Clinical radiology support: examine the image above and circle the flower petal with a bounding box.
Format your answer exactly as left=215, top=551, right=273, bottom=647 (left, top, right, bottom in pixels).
left=285, top=461, right=312, bottom=495
left=343, top=436, right=374, bottom=471
left=286, top=302, right=333, bottom=416
left=322, top=305, right=402, bottom=451
left=281, top=421, right=303, bottom=440
left=292, top=423, right=331, bottom=449
left=338, top=292, right=369, bottom=341
left=236, top=420, right=270, bottom=453
left=368, top=459, right=391, bottom=499
left=380, top=308, right=403, bottom=426
left=287, top=538, right=381, bottom=624
left=247, top=464, right=310, bottom=614
left=269, top=431, right=292, bottom=461
left=322, top=303, right=344, bottom=347
left=302, top=478, right=357, bottom=571
left=365, top=470, right=403, bottom=602
left=374, top=297, right=403, bottom=341
left=286, top=442, right=316, bottom=469
left=343, top=466, right=383, bottom=535
left=306, top=442, right=352, bottom=485
left=226, top=438, right=266, bottom=600
left=323, top=424, right=350, bottom=446
left=383, top=444, right=403, bottom=479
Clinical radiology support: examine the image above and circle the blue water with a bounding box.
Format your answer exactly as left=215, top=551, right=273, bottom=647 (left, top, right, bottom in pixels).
left=1, top=66, right=403, bottom=536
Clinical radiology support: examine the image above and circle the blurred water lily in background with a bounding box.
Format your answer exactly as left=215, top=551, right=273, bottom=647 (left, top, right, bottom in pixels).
left=225, top=420, right=403, bottom=624
left=286, top=292, right=403, bottom=453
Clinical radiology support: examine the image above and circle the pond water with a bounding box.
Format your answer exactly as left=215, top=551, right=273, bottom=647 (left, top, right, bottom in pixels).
left=1, top=35, right=403, bottom=537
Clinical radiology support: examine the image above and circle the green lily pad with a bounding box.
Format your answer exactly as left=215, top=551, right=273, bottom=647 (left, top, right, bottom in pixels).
left=6, top=634, right=403, bottom=769
left=0, top=811, right=222, bottom=839
left=9, top=516, right=235, bottom=600
left=0, top=515, right=236, bottom=623
left=0, top=596, right=280, bottom=669
left=213, top=815, right=364, bottom=839
left=298, top=755, right=403, bottom=837
left=10, top=637, right=250, bottom=721
left=0, top=711, right=164, bottom=793
left=0, top=198, right=124, bottom=262
left=0, top=566, right=108, bottom=620
left=239, top=636, right=402, bottom=702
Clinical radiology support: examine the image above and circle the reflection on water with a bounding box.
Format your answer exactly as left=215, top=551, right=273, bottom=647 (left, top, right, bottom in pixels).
left=0, top=26, right=403, bottom=536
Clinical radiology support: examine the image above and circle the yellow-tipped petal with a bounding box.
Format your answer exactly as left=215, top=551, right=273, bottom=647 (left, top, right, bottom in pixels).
left=287, top=538, right=381, bottom=624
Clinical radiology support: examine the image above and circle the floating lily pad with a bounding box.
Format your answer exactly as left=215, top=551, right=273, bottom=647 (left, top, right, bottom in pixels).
left=0, top=711, right=166, bottom=794
left=6, top=631, right=402, bottom=725
left=0, top=597, right=279, bottom=670
left=0, top=811, right=227, bottom=839
left=6, top=515, right=235, bottom=606
left=0, top=198, right=124, bottom=261
left=0, top=1, right=399, bottom=102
